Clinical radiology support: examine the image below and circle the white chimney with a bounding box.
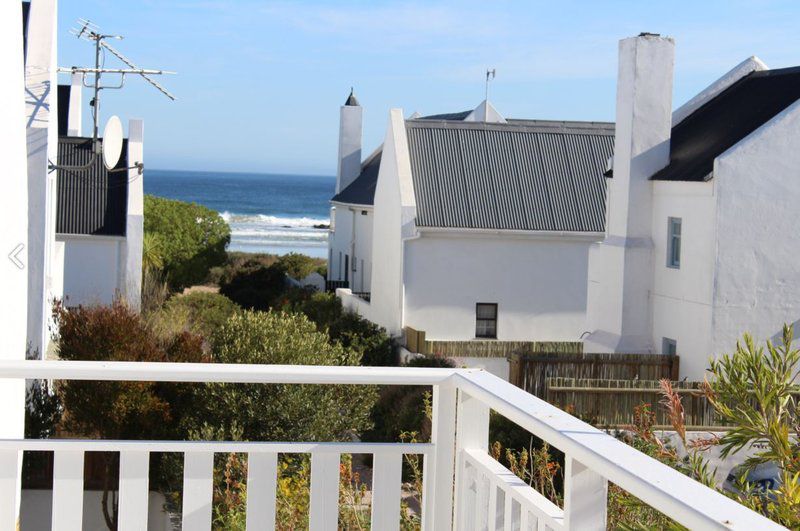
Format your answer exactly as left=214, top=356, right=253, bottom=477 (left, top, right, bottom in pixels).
left=584, top=33, right=674, bottom=353
left=336, top=89, right=362, bottom=194
left=67, top=71, right=82, bottom=136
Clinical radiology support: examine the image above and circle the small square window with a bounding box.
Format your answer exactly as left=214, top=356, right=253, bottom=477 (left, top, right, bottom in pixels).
left=667, top=217, right=681, bottom=268
left=662, top=337, right=677, bottom=356
left=476, top=303, right=498, bottom=339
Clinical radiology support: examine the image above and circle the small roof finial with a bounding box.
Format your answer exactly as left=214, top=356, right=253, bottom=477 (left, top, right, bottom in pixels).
left=345, top=87, right=359, bottom=106
left=485, top=69, right=496, bottom=103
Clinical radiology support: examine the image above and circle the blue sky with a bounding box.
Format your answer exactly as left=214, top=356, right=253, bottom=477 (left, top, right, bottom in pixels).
left=58, top=1, right=800, bottom=175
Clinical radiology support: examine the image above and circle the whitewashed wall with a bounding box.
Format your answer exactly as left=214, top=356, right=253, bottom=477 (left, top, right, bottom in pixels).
left=404, top=233, right=593, bottom=342
left=0, top=1, right=31, bottom=524
left=328, top=204, right=374, bottom=292
left=363, top=109, right=412, bottom=336
left=60, top=236, right=123, bottom=307
left=711, top=99, right=800, bottom=362
left=25, top=0, right=61, bottom=357
left=650, top=180, right=717, bottom=379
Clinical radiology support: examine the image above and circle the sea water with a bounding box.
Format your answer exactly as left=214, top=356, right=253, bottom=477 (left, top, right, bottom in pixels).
left=145, top=169, right=334, bottom=258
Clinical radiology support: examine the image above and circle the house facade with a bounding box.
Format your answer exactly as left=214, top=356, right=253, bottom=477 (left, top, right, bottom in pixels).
left=585, top=34, right=800, bottom=378
left=55, top=76, right=144, bottom=310
left=331, top=98, right=614, bottom=344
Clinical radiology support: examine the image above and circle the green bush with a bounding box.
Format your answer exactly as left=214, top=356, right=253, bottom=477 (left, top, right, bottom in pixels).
left=182, top=311, right=377, bottom=442
left=276, top=252, right=320, bottom=280
left=150, top=291, right=240, bottom=340
left=219, top=263, right=289, bottom=311
left=143, top=195, right=230, bottom=290
left=286, top=291, right=398, bottom=366
left=365, top=355, right=455, bottom=443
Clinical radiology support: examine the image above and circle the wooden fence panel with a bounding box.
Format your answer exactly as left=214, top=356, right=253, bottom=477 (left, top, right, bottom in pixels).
left=508, top=352, right=679, bottom=398
left=544, top=377, right=724, bottom=429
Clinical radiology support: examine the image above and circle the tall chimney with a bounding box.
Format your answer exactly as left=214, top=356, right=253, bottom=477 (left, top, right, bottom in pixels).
left=67, top=71, right=82, bottom=136
left=336, top=88, right=362, bottom=194
left=584, top=33, right=674, bottom=353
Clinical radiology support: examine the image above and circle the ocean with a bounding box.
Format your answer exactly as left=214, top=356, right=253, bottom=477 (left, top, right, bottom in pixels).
left=144, top=169, right=334, bottom=258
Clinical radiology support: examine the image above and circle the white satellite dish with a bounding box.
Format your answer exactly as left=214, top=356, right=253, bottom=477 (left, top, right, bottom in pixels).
left=102, top=115, right=124, bottom=169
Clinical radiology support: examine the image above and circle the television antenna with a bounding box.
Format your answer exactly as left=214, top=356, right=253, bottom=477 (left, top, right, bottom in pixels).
left=50, top=18, right=177, bottom=173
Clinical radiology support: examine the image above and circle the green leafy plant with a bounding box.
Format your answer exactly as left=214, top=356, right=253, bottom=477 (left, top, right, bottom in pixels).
left=144, top=195, right=230, bottom=290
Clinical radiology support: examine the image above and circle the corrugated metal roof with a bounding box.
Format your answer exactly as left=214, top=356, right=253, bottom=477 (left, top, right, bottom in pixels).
left=56, top=137, right=129, bottom=236
left=652, top=65, right=800, bottom=182
left=405, top=119, right=614, bottom=232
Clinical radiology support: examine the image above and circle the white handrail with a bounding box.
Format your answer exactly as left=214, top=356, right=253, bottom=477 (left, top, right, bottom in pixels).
left=454, top=371, right=785, bottom=530
left=0, top=439, right=432, bottom=454
left=0, top=359, right=465, bottom=385
left=0, top=360, right=785, bottom=530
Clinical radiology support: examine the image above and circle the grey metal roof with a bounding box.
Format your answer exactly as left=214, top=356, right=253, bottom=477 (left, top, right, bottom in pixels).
left=57, top=137, right=129, bottom=236
left=418, top=110, right=472, bottom=121
left=331, top=151, right=381, bottom=206
left=405, top=119, right=614, bottom=232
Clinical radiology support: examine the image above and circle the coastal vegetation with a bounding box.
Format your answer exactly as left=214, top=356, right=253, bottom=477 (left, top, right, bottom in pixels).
left=143, top=195, right=230, bottom=290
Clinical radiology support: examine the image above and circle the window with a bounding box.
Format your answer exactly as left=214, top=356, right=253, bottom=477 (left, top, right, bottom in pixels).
left=361, top=210, right=368, bottom=216
left=662, top=337, right=677, bottom=356
left=667, top=217, right=681, bottom=268
left=476, top=303, right=498, bottom=339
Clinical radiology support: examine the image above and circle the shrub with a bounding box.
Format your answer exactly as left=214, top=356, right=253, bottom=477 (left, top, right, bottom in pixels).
left=218, top=263, right=289, bottom=311
left=143, top=195, right=230, bottom=290
left=287, top=291, right=398, bottom=366
left=182, top=311, right=377, bottom=442
left=365, top=355, right=455, bottom=443
left=150, top=291, right=240, bottom=340
left=276, top=252, right=320, bottom=280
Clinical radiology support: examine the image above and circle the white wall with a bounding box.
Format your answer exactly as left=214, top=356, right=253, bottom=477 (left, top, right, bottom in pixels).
left=650, top=180, right=717, bottom=379
left=364, top=109, right=414, bottom=336
left=404, top=233, right=593, bottom=342
left=328, top=205, right=352, bottom=282
left=710, top=99, right=800, bottom=361
left=120, top=119, right=144, bottom=310
left=585, top=34, right=674, bottom=353
left=0, top=1, right=32, bottom=524
left=351, top=207, right=373, bottom=292
left=61, top=236, right=123, bottom=307
left=25, top=0, right=60, bottom=357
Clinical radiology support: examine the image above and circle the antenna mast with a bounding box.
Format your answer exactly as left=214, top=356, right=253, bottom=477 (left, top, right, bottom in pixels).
left=51, top=18, right=176, bottom=173
left=485, top=68, right=496, bottom=103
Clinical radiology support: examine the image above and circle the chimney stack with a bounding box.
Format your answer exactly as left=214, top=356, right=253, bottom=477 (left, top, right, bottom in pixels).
left=336, top=88, right=362, bottom=194
left=584, top=33, right=674, bottom=353
left=67, top=71, right=82, bottom=136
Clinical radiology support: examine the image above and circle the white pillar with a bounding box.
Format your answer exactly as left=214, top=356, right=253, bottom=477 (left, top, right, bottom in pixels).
left=120, top=119, right=144, bottom=310
left=0, top=1, right=32, bottom=526
left=421, top=382, right=457, bottom=530
left=336, top=90, right=363, bottom=194
left=67, top=71, right=83, bottom=137
left=25, top=0, right=60, bottom=358
left=585, top=34, right=674, bottom=353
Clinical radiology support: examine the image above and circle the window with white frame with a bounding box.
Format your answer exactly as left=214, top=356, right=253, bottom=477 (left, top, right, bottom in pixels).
left=476, top=303, right=498, bottom=339
left=667, top=217, right=681, bottom=268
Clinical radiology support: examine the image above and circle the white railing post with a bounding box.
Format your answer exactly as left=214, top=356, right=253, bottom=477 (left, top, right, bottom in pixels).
left=564, top=457, right=607, bottom=530
left=0, top=450, right=20, bottom=531
left=454, top=391, right=490, bottom=530
left=422, top=381, right=457, bottom=530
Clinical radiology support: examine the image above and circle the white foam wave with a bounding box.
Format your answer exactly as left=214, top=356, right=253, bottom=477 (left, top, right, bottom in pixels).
left=220, top=211, right=329, bottom=228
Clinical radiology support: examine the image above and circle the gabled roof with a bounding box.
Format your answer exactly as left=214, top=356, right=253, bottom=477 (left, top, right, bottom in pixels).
left=652, top=66, right=800, bottom=182
left=405, top=119, right=614, bottom=232
left=331, top=151, right=381, bottom=206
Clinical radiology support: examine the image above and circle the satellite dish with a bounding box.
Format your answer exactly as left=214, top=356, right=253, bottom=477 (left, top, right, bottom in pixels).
left=102, top=115, right=124, bottom=169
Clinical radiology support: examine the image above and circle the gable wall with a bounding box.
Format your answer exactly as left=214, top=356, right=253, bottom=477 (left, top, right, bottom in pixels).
left=711, top=98, right=800, bottom=357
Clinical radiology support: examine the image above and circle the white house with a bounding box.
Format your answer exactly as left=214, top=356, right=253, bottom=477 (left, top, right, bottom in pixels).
left=585, top=33, right=800, bottom=379
left=332, top=97, right=614, bottom=344
left=55, top=77, right=145, bottom=311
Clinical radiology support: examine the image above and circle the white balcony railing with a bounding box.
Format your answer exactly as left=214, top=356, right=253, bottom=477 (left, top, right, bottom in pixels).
left=0, top=360, right=784, bottom=530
